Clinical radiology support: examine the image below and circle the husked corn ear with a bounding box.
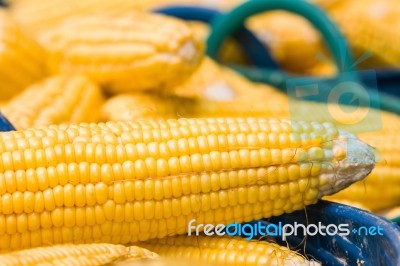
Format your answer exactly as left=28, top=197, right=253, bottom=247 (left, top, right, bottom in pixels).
left=379, top=206, right=400, bottom=220
left=327, top=199, right=371, bottom=212
left=139, top=235, right=320, bottom=266
left=100, top=93, right=180, bottom=121
left=0, top=243, right=158, bottom=265
left=326, top=166, right=400, bottom=211
left=0, top=118, right=373, bottom=250
left=112, top=258, right=214, bottom=266
left=326, top=0, right=400, bottom=67
left=247, top=11, right=335, bottom=75
left=39, top=12, right=203, bottom=93
left=171, top=57, right=237, bottom=100
left=171, top=57, right=288, bottom=102
left=1, top=75, right=104, bottom=130
left=100, top=91, right=289, bottom=122
left=9, top=0, right=242, bottom=34
left=0, top=10, right=45, bottom=101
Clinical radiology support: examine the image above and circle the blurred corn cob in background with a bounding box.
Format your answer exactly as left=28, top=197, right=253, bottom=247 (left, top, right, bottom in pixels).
left=321, top=0, right=400, bottom=68
left=0, top=243, right=158, bottom=265
left=7, top=0, right=242, bottom=35
left=0, top=9, right=45, bottom=101
left=139, top=235, right=321, bottom=266
left=1, top=75, right=104, bottom=130
left=379, top=206, right=400, bottom=221
left=0, top=118, right=373, bottom=250
left=38, top=12, right=203, bottom=94
left=246, top=11, right=336, bottom=76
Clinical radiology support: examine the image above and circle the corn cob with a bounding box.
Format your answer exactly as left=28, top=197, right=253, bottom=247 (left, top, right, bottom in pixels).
left=9, top=0, right=185, bottom=34
left=113, top=258, right=214, bottom=266
left=100, top=91, right=290, bottom=122
left=326, top=166, right=400, bottom=211
left=9, top=0, right=242, bottom=35
left=326, top=199, right=371, bottom=212
left=325, top=0, right=400, bottom=67
left=1, top=75, right=104, bottom=130
left=247, top=11, right=335, bottom=75
left=39, top=12, right=203, bottom=94
left=100, top=93, right=180, bottom=121
left=379, top=206, right=400, bottom=221
left=0, top=10, right=45, bottom=101
left=0, top=118, right=373, bottom=250
left=0, top=243, right=158, bottom=265
left=171, top=57, right=287, bottom=101
left=139, top=235, right=320, bottom=266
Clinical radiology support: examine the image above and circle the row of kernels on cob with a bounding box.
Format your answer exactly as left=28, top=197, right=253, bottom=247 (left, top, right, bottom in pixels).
left=0, top=118, right=374, bottom=251
left=0, top=236, right=321, bottom=266
left=0, top=243, right=159, bottom=265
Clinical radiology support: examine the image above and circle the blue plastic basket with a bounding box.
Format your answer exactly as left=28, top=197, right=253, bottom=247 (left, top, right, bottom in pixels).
left=245, top=200, right=400, bottom=266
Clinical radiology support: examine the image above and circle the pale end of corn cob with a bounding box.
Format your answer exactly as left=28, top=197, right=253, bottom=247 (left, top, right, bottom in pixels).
left=139, top=235, right=321, bottom=266
left=0, top=10, right=45, bottom=101
left=0, top=243, right=158, bottom=265
left=1, top=74, right=104, bottom=130
left=0, top=118, right=374, bottom=250
left=39, top=12, right=204, bottom=94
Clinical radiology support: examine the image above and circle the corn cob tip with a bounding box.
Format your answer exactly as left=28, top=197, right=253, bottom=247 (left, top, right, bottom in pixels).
left=318, top=130, right=375, bottom=197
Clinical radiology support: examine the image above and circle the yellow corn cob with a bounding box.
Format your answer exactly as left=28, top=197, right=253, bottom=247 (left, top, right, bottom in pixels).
left=100, top=93, right=180, bottom=121
left=0, top=118, right=373, bottom=250
left=100, top=91, right=290, bottom=122
left=0, top=10, right=45, bottom=101
left=325, top=167, right=400, bottom=211
left=247, top=11, right=336, bottom=75
left=379, top=206, right=400, bottom=220
left=326, top=199, right=371, bottom=212
left=139, top=235, right=320, bottom=266
left=113, top=258, right=214, bottom=266
left=325, top=0, right=400, bottom=67
left=0, top=243, right=158, bottom=265
left=39, top=12, right=203, bottom=94
left=100, top=93, right=181, bottom=122
left=1, top=75, right=104, bottom=130
left=171, top=57, right=288, bottom=101
left=9, top=0, right=242, bottom=35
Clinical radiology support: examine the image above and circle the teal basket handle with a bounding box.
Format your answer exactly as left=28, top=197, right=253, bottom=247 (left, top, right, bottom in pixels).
left=207, top=0, right=353, bottom=72
left=206, top=0, right=400, bottom=114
